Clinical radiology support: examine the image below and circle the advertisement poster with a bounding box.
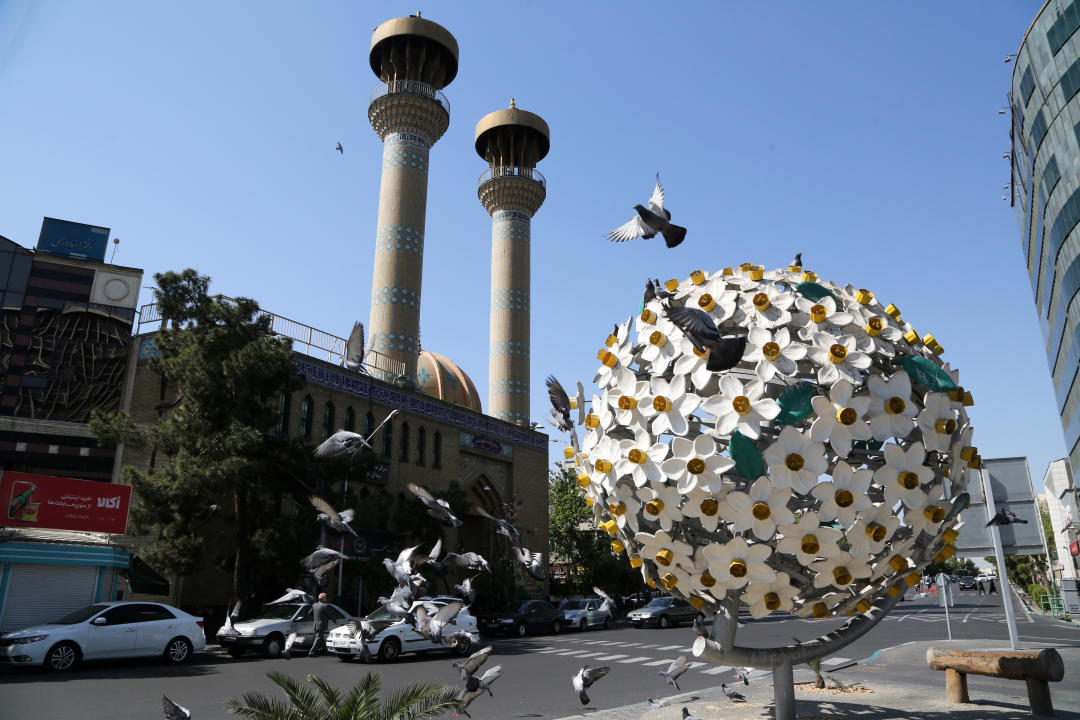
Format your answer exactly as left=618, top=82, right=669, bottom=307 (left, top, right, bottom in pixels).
left=1, top=471, right=132, bottom=534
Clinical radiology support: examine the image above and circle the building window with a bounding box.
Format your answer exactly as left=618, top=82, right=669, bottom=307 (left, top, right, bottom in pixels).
left=417, top=427, right=426, bottom=466
left=1043, top=156, right=1061, bottom=196
left=1020, top=65, right=1036, bottom=105
left=322, top=402, right=335, bottom=439
left=364, top=411, right=374, bottom=436
left=400, top=422, right=410, bottom=462
left=300, top=395, right=313, bottom=441
left=432, top=430, right=442, bottom=469
left=276, top=392, right=291, bottom=435
left=1048, top=1, right=1080, bottom=56
left=344, top=407, right=355, bottom=432
left=381, top=418, right=393, bottom=458
left=1030, top=110, right=1049, bottom=151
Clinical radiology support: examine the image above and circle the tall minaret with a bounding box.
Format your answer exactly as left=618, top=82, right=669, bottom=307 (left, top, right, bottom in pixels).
left=475, top=100, right=550, bottom=425
left=367, top=14, right=458, bottom=383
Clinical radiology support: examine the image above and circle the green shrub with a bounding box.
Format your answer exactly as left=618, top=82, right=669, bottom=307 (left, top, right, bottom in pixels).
left=1028, top=583, right=1048, bottom=607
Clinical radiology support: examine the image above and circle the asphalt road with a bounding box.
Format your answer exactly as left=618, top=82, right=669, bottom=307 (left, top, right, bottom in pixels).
left=3, top=586, right=1079, bottom=720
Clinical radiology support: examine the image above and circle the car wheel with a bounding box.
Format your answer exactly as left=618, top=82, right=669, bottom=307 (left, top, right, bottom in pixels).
left=579, top=619, right=587, bottom=631
left=552, top=619, right=562, bottom=634
left=658, top=615, right=671, bottom=629
left=602, top=617, right=610, bottom=630
left=164, top=637, right=192, bottom=664
left=227, top=648, right=246, bottom=658
left=264, top=634, right=284, bottom=658
left=377, top=637, right=401, bottom=662
left=516, top=622, right=527, bottom=638
left=44, top=641, right=80, bottom=672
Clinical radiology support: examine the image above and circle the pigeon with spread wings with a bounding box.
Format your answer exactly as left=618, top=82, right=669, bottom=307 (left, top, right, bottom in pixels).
left=664, top=304, right=747, bottom=372
left=344, top=321, right=366, bottom=372
left=659, top=655, right=690, bottom=690
left=514, top=547, right=546, bottom=580
left=572, top=665, right=610, bottom=705
left=162, top=696, right=191, bottom=720
left=310, top=495, right=358, bottom=537
left=473, top=505, right=522, bottom=545
left=407, top=483, right=464, bottom=527
left=453, top=644, right=493, bottom=680
left=607, top=174, right=686, bottom=248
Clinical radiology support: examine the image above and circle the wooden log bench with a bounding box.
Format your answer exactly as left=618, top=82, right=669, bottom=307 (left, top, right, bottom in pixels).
left=927, top=647, right=1065, bottom=716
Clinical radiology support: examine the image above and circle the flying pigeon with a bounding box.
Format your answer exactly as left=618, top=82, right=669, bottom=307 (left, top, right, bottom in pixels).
left=442, top=552, right=490, bottom=574
left=454, top=575, right=479, bottom=603
left=218, top=599, right=242, bottom=636
left=466, top=664, right=502, bottom=697
left=545, top=376, right=574, bottom=433
left=383, top=544, right=421, bottom=586
left=336, top=142, right=344, bottom=154
left=664, top=305, right=747, bottom=372
left=572, top=665, right=610, bottom=705
left=314, top=430, right=372, bottom=458
left=345, top=321, right=365, bottom=371
left=594, top=586, right=615, bottom=615
left=735, top=667, right=751, bottom=686
left=282, top=632, right=301, bottom=659
left=346, top=620, right=374, bottom=662
left=790, top=252, right=803, bottom=267
left=162, top=696, right=191, bottom=720
left=681, top=708, right=702, bottom=720
left=302, top=545, right=352, bottom=570
left=514, top=547, right=546, bottom=580
left=607, top=173, right=687, bottom=248
left=943, top=492, right=970, bottom=524
left=659, top=655, right=690, bottom=691
left=310, top=495, right=358, bottom=537
left=268, top=588, right=314, bottom=605
left=474, top=505, right=522, bottom=545
left=416, top=601, right=463, bottom=643
left=410, top=538, right=443, bottom=571
left=453, top=644, right=493, bottom=680
left=407, top=483, right=464, bottom=527
left=377, top=588, right=416, bottom=627
left=986, top=509, right=1028, bottom=527
left=442, top=630, right=478, bottom=651
left=721, top=683, right=746, bottom=702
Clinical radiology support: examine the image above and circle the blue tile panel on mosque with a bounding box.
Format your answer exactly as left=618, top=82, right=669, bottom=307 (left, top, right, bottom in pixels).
left=295, top=359, right=547, bottom=451
left=372, top=285, right=420, bottom=308
left=382, top=145, right=429, bottom=172
left=491, top=340, right=528, bottom=356
left=490, top=378, right=529, bottom=396
left=493, top=220, right=531, bottom=244
left=368, top=331, right=417, bottom=355
left=491, top=288, right=529, bottom=312
left=459, top=431, right=514, bottom=459
left=376, top=225, right=424, bottom=255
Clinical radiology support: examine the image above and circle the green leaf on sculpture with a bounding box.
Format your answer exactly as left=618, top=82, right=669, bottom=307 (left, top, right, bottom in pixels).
left=795, top=281, right=836, bottom=303
left=900, top=355, right=957, bottom=392
left=730, top=430, right=764, bottom=480
left=774, top=382, right=819, bottom=425
left=853, top=438, right=884, bottom=452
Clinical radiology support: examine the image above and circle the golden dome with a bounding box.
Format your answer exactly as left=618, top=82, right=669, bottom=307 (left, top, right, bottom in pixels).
left=416, top=350, right=482, bottom=413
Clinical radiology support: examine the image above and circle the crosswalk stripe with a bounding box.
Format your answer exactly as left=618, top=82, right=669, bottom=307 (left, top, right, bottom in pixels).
left=593, top=653, right=628, bottom=660
left=556, top=649, right=588, bottom=656
left=658, top=644, right=684, bottom=650
left=618, top=656, right=654, bottom=663
left=575, top=652, right=604, bottom=658
left=824, top=656, right=851, bottom=666
left=643, top=659, right=674, bottom=666
left=700, top=665, right=731, bottom=675
left=537, top=648, right=562, bottom=653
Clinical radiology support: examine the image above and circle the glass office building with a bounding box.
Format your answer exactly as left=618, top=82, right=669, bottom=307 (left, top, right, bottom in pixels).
left=1011, top=1, right=1080, bottom=473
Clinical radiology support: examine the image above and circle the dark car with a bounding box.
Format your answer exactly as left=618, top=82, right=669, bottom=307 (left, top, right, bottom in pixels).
left=957, top=576, right=976, bottom=590
left=626, top=596, right=700, bottom=628
left=478, top=600, right=561, bottom=637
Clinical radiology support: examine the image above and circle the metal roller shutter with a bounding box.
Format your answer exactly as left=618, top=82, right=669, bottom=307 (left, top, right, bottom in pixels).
left=1, top=564, right=99, bottom=632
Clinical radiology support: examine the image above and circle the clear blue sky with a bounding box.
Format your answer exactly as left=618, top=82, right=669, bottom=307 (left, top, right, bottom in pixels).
left=0, top=1, right=1061, bottom=488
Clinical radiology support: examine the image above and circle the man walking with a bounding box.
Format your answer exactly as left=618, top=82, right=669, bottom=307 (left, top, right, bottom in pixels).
left=308, top=593, right=329, bottom=657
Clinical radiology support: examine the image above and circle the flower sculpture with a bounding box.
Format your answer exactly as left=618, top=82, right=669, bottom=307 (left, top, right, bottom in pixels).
left=564, top=263, right=975, bottom=719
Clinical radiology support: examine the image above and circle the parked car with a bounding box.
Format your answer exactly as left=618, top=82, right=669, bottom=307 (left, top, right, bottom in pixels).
left=478, top=600, right=561, bottom=637
left=560, top=598, right=611, bottom=631
left=327, top=596, right=477, bottom=662
left=217, top=602, right=353, bottom=657
left=0, top=601, right=206, bottom=672
left=626, top=596, right=700, bottom=629
left=957, top=576, right=976, bottom=590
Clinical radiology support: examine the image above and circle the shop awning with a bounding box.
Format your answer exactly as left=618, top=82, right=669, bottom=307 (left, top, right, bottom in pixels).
left=123, top=555, right=170, bottom=595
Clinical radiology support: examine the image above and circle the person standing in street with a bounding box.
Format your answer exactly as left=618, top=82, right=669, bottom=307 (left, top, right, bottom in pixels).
left=987, top=577, right=996, bottom=594
left=977, top=579, right=985, bottom=595
left=308, top=593, right=329, bottom=657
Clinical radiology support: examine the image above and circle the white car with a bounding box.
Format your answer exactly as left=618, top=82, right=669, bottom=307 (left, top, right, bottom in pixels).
left=217, top=602, right=354, bottom=658
left=327, top=596, right=478, bottom=662
left=0, top=601, right=206, bottom=672
left=560, top=598, right=612, bottom=631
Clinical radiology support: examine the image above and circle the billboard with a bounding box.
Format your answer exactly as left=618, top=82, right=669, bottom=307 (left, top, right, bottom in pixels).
left=955, top=457, right=1045, bottom=557
left=1, top=471, right=132, bottom=534
left=36, top=217, right=110, bottom=262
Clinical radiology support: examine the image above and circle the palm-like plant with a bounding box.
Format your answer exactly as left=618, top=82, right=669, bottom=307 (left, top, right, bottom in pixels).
left=228, top=671, right=462, bottom=720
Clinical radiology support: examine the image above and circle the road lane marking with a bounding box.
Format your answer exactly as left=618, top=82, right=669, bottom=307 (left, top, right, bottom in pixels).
left=643, top=659, right=675, bottom=666
left=575, top=652, right=605, bottom=658
left=658, top=644, right=685, bottom=650
left=593, top=653, right=628, bottom=660
left=555, top=649, right=589, bottom=656
left=618, top=656, right=654, bottom=663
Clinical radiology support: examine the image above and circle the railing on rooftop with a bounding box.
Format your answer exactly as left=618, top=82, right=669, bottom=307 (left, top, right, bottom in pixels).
left=478, top=165, right=546, bottom=190
left=136, top=297, right=406, bottom=379
left=369, top=79, right=450, bottom=115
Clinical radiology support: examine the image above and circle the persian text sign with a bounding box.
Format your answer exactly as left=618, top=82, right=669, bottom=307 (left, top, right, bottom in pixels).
left=1, top=471, right=132, bottom=534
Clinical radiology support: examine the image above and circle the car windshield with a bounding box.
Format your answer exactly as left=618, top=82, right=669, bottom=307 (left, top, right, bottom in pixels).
left=645, top=598, right=670, bottom=608
left=562, top=600, right=589, bottom=610
left=500, top=602, right=530, bottom=613
left=256, top=604, right=304, bottom=620
left=52, top=604, right=110, bottom=625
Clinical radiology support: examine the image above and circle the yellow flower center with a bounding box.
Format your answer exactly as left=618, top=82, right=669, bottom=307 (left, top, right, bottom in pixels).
left=692, top=346, right=709, bottom=359
left=649, top=331, right=667, bottom=348
left=764, top=592, right=781, bottom=611
left=660, top=573, right=678, bottom=590
left=599, top=350, right=617, bottom=368
left=866, top=523, right=887, bottom=542
left=594, top=459, right=612, bottom=474
left=833, top=567, right=853, bottom=585
left=655, top=549, right=674, bottom=566
left=943, top=528, right=959, bottom=544
left=829, top=344, right=848, bottom=363
left=629, top=553, right=643, bottom=568
left=899, top=471, right=919, bottom=490
left=785, top=453, right=805, bottom=472
left=856, top=599, right=871, bottom=614
left=687, top=458, right=706, bottom=475
left=640, top=309, right=656, bottom=324
left=608, top=502, right=626, bottom=517
left=753, top=292, right=770, bottom=311
left=889, top=555, right=907, bottom=572
left=812, top=602, right=829, bottom=618
left=810, top=304, right=827, bottom=323
left=729, top=559, right=747, bottom=578
left=664, top=279, right=679, bottom=292
left=627, top=448, right=646, bottom=464
left=584, top=413, right=599, bottom=429
left=732, top=395, right=751, bottom=415
left=600, top=520, right=617, bottom=535
left=856, top=289, right=874, bottom=304
left=690, top=270, right=706, bottom=285
left=924, top=505, right=945, bottom=523
left=836, top=407, right=858, bottom=425
left=618, top=395, right=638, bottom=411
left=801, top=534, right=820, bottom=554
left=652, top=395, right=671, bottom=412
left=865, top=317, right=883, bottom=336
left=752, top=502, right=771, bottom=520
left=700, top=572, right=716, bottom=588
left=935, top=418, right=957, bottom=434
left=762, top=341, right=781, bottom=359
left=700, top=498, right=719, bottom=516
left=749, top=266, right=764, bottom=281
left=698, top=293, right=716, bottom=312
left=585, top=497, right=594, bottom=507
left=575, top=473, right=590, bottom=488
left=645, top=499, right=664, bottom=516
left=611, top=539, right=625, bottom=553
left=886, top=396, right=906, bottom=414
left=834, top=489, right=854, bottom=507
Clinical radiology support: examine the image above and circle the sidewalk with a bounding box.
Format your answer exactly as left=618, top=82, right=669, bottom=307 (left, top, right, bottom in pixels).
left=554, top=638, right=1080, bottom=719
